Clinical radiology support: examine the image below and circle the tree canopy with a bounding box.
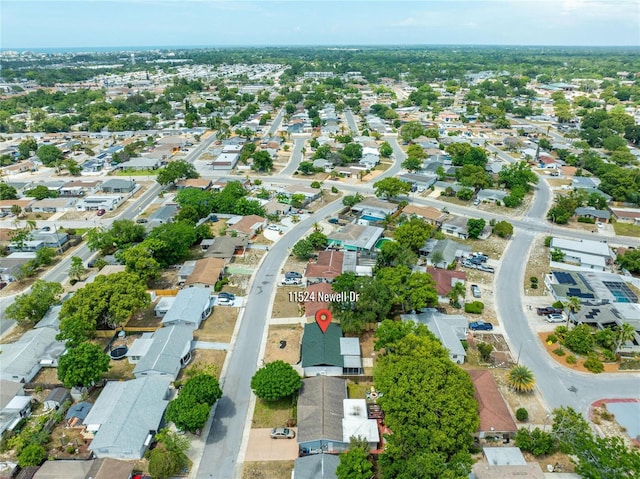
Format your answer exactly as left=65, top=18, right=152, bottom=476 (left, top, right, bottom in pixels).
left=165, top=373, right=222, bottom=433
left=250, top=360, right=302, bottom=401
left=156, top=159, right=199, bottom=185
left=5, top=280, right=63, bottom=325
left=57, top=342, right=110, bottom=388
left=373, top=177, right=411, bottom=199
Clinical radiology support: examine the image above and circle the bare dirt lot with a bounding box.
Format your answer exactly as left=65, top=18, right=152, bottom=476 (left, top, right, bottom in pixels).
left=490, top=368, right=549, bottom=424
left=272, top=287, right=304, bottom=318
left=524, top=234, right=550, bottom=296
left=263, top=324, right=303, bottom=364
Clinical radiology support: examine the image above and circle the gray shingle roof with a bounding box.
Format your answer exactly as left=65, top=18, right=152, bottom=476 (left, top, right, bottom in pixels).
left=161, top=287, right=211, bottom=327
left=297, top=376, right=346, bottom=443
left=133, top=325, right=193, bottom=379
left=0, top=328, right=65, bottom=381
left=294, top=454, right=339, bottom=479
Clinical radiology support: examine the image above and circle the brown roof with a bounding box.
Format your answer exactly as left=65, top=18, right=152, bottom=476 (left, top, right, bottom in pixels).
left=0, top=228, right=16, bottom=242
left=184, top=257, right=225, bottom=287
left=561, top=166, right=577, bottom=177
left=176, top=178, right=212, bottom=189
left=0, top=199, right=32, bottom=209
left=229, top=215, right=266, bottom=235
left=426, top=267, right=466, bottom=296
left=87, top=458, right=135, bottom=479
left=468, top=369, right=517, bottom=435
left=304, top=282, right=334, bottom=318
left=402, top=204, right=447, bottom=223
left=305, top=250, right=344, bottom=279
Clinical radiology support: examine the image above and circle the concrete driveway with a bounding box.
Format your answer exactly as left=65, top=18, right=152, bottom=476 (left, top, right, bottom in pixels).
left=244, top=428, right=299, bottom=461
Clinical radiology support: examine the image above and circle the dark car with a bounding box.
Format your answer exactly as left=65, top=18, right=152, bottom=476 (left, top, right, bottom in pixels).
left=328, top=218, right=340, bottom=224
left=469, top=321, right=494, bottom=331
left=136, top=218, right=148, bottom=224
left=218, top=292, right=236, bottom=300
left=285, top=271, right=303, bottom=279
left=536, top=307, right=563, bottom=316
left=96, top=208, right=106, bottom=216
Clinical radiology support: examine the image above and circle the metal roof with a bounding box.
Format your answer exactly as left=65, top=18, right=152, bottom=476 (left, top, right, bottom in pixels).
left=133, top=325, right=193, bottom=379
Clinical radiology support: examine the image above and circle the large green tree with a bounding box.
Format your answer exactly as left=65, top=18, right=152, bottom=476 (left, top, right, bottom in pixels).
left=617, top=249, right=640, bottom=274
left=466, top=218, right=486, bottom=239
left=250, top=360, right=302, bottom=401
left=5, top=280, right=63, bottom=325
left=35, top=144, right=63, bottom=166
left=57, top=342, right=110, bottom=388
left=498, top=161, right=538, bottom=192
left=87, top=219, right=146, bottom=254
left=394, top=217, right=432, bottom=252
left=165, top=373, right=222, bottom=433
left=156, top=159, right=199, bottom=185
left=373, top=177, right=411, bottom=199
left=337, top=444, right=374, bottom=479
left=58, top=272, right=150, bottom=345
left=146, top=221, right=198, bottom=265
left=0, top=182, right=18, bottom=200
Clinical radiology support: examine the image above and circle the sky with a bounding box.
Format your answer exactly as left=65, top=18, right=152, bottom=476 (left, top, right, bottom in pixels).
left=2, top=0, right=639, bottom=50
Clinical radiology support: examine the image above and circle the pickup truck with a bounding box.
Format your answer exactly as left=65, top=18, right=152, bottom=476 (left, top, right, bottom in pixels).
left=536, top=306, right=563, bottom=316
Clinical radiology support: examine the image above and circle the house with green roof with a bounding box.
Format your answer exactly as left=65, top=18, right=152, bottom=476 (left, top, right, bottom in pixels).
left=301, top=323, right=343, bottom=377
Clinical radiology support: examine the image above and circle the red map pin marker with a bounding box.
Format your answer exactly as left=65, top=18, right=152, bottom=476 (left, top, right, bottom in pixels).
left=315, top=308, right=332, bottom=334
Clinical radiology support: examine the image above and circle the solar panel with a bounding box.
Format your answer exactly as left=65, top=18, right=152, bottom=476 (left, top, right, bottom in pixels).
left=556, top=272, right=577, bottom=285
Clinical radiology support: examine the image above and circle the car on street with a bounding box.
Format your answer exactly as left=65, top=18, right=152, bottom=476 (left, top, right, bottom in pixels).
left=136, top=218, right=148, bottom=223
left=282, top=278, right=301, bottom=285
left=267, top=224, right=280, bottom=231
left=469, top=321, right=493, bottom=331
left=536, top=307, right=563, bottom=316
left=270, top=427, right=295, bottom=439
left=546, top=313, right=566, bottom=323
left=285, top=271, right=303, bottom=279
left=96, top=208, right=106, bottom=216
left=471, top=284, right=481, bottom=298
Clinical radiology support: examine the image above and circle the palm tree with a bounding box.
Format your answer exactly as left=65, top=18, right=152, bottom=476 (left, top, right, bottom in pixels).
left=431, top=251, right=445, bottom=268
left=446, top=281, right=466, bottom=308
left=507, top=365, right=536, bottom=393
left=615, top=323, right=636, bottom=353
left=564, top=296, right=581, bottom=328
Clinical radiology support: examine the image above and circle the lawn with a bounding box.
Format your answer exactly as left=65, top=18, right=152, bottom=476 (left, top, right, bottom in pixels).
left=613, top=221, right=640, bottom=238
left=114, top=169, right=159, bottom=176
left=193, top=307, right=238, bottom=343
left=242, top=461, right=294, bottom=479
left=252, top=397, right=296, bottom=428
left=180, top=349, right=227, bottom=380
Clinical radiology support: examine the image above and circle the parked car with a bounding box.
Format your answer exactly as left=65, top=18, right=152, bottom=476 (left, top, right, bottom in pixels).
left=536, top=307, right=563, bottom=316
left=282, top=278, right=301, bottom=285
left=270, top=427, right=295, bottom=439
left=328, top=218, right=340, bottom=224
left=218, top=292, right=236, bottom=300
left=267, top=224, right=280, bottom=231
left=136, top=218, right=148, bottom=224
left=473, top=199, right=481, bottom=206
left=469, top=321, right=493, bottom=331
left=462, top=261, right=477, bottom=269
left=217, top=297, right=234, bottom=306
left=546, top=313, right=566, bottom=323
left=471, top=284, right=481, bottom=298
left=477, top=264, right=495, bottom=273
left=42, top=226, right=51, bottom=231
left=96, top=208, right=106, bottom=216
left=285, top=271, right=303, bottom=279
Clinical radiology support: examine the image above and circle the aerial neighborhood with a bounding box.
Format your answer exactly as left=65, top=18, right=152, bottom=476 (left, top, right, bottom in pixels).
left=0, top=43, right=640, bottom=479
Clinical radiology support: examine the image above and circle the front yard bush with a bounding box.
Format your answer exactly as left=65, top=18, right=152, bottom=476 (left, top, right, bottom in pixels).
left=584, top=353, right=604, bottom=373
left=546, top=333, right=558, bottom=343
left=515, top=427, right=557, bottom=456
left=553, top=347, right=566, bottom=356
left=566, top=354, right=577, bottom=364
left=516, top=407, right=529, bottom=422
left=564, top=324, right=595, bottom=356
left=464, top=301, right=484, bottom=314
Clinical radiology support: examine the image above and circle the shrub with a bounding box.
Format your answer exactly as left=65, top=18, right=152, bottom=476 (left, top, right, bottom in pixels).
left=553, top=347, right=566, bottom=356
left=544, top=236, right=552, bottom=247
left=577, top=217, right=596, bottom=224
left=554, top=325, right=569, bottom=340
left=584, top=353, right=604, bottom=373
left=464, top=301, right=484, bottom=314
left=566, top=354, right=577, bottom=364
left=477, top=342, right=493, bottom=362
left=515, top=427, right=557, bottom=456
left=310, top=181, right=321, bottom=189
left=552, top=300, right=564, bottom=309
left=564, top=324, right=595, bottom=355
left=18, top=444, right=47, bottom=467
left=516, top=407, right=529, bottom=422
left=331, top=186, right=338, bottom=193
left=601, top=349, right=617, bottom=362
left=546, top=334, right=558, bottom=343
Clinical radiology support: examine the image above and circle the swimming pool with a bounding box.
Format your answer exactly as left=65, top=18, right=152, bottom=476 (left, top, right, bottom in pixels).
left=375, top=238, right=392, bottom=249
left=361, top=214, right=384, bottom=222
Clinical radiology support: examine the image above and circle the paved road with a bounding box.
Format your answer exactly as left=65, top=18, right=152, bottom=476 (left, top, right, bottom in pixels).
left=344, top=109, right=360, bottom=136
left=196, top=199, right=345, bottom=479
left=265, top=108, right=284, bottom=137
left=279, top=135, right=310, bottom=176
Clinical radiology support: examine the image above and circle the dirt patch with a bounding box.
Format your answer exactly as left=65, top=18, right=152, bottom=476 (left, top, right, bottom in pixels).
left=0, top=323, right=31, bottom=344
left=272, top=287, right=304, bottom=318
left=538, top=332, right=621, bottom=373
left=263, top=324, right=303, bottom=364
left=31, top=366, right=60, bottom=384
left=48, top=422, right=92, bottom=460
left=127, top=306, right=163, bottom=329
left=193, top=308, right=237, bottom=343
left=242, top=460, right=294, bottom=479
left=148, top=268, right=178, bottom=289
left=522, top=450, right=575, bottom=474
left=490, top=368, right=550, bottom=425
left=545, top=178, right=572, bottom=188
left=457, top=235, right=510, bottom=260
left=524, top=234, right=550, bottom=296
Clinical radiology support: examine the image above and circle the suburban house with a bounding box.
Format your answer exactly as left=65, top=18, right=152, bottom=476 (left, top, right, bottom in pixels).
left=0, top=380, right=30, bottom=436
left=350, top=197, right=398, bottom=222
left=0, top=327, right=66, bottom=383
left=402, top=310, right=468, bottom=364
left=297, top=376, right=348, bottom=455
left=161, top=287, right=212, bottom=329
left=441, top=215, right=491, bottom=240
left=293, top=454, right=339, bottom=479
left=32, top=458, right=134, bottom=479
left=574, top=206, right=611, bottom=223
left=420, top=238, right=472, bottom=267
left=342, top=398, right=380, bottom=449
left=175, top=178, right=212, bottom=190
left=401, top=204, right=447, bottom=227
left=609, top=207, right=640, bottom=224
left=99, top=178, right=136, bottom=194
left=75, top=195, right=122, bottom=212
left=0, top=199, right=33, bottom=215
left=84, top=376, right=171, bottom=459
left=184, top=257, right=226, bottom=288
left=327, top=224, right=384, bottom=252
left=0, top=254, right=36, bottom=283
left=301, top=322, right=363, bottom=377
left=148, top=203, right=179, bottom=224
left=550, top=237, right=613, bottom=270
left=29, top=197, right=77, bottom=213
left=226, top=214, right=267, bottom=237
left=468, top=370, right=518, bottom=440
left=59, top=179, right=101, bottom=197
left=115, top=157, right=161, bottom=171
left=128, top=325, right=193, bottom=379
left=426, top=267, right=466, bottom=303
left=281, top=185, right=322, bottom=205
left=569, top=303, right=640, bottom=354
left=472, top=448, right=545, bottom=479
left=545, top=270, right=638, bottom=305
left=476, top=189, right=508, bottom=204
left=202, top=236, right=248, bottom=261
left=305, top=250, right=344, bottom=284
left=398, top=173, right=438, bottom=190
left=210, top=152, right=240, bottom=170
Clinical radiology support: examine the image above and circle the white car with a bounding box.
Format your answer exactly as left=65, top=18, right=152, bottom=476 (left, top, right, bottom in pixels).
left=546, top=313, right=565, bottom=323
left=282, top=278, right=301, bottom=285
left=267, top=224, right=281, bottom=231
left=596, top=222, right=603, bottom=228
